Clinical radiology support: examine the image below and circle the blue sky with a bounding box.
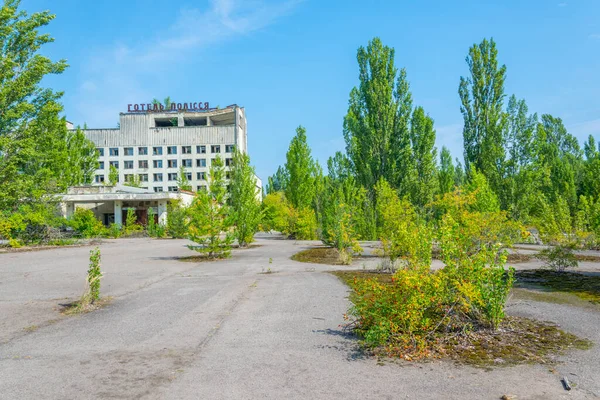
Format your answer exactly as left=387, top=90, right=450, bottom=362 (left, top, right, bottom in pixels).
left=22, top=0, right=600, bottom=181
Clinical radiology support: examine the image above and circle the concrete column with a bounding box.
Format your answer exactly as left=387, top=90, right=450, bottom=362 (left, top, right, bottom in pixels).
left=158, top=201, right=167, bottom=226
left=114, top=200, right=123, bottom=226
left=177, top=114, right=184, bottom=127
left=206, top=116, right=211, bottom=126
left=66, top=202, right=75, bottom=218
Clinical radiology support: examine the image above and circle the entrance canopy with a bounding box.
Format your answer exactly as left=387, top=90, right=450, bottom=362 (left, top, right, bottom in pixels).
left=60, top=185, right=195, bottom=226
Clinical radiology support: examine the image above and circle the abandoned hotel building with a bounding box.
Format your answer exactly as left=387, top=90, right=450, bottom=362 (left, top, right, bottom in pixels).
left=61, top=103, right=261, bottom=226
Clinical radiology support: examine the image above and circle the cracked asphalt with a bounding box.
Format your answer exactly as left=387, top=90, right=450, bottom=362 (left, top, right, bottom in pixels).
left=0, top=236, right=598, bottom=399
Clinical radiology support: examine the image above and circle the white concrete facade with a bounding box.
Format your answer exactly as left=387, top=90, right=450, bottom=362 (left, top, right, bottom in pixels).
left=81, top=105, right=250, bottom=193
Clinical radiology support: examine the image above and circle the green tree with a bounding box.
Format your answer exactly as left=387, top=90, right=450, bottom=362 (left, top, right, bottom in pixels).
left=285, top=125, right=316, bottom=210
left=64, top=127, right=98, bottom=186
left=109, top=164, right=119, bottom=185
left=438, top=146, right=455, bottom=195
left=343, top=37, right=415, bottom=195
left=459, top=38, right=507, bottom=197
left=229, top=149, right=262, bottom=247
left=266, top=165, right=287, bottom=194
left=177, top=165, right=192, bottom=191
left=0, top=1, right=71, bottom=212
left=124, top=174, right=142, bottom=188
left=187, top=156, right=233, bottom=257
left=409, top=106, right=437, bottom=207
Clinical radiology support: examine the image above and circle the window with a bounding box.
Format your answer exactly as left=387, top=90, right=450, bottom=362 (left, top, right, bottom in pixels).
left=182, top=159, right=192, bottom=167
left=225, top=158, right=232, bottom=167
left=95, top=175, right=105, bottom=183
left=139, top=174, right=148, bottom=182
left=211, top=145, right=221, bottom=153
left=196, top=145, right=206, bottom=154
left=109, top=147, right=119, bottom=156
left=153, top=160, right=163, bottom=168
left=196, top=159, right=206, bottom=167
left=97, top=148, right=104, bottom=157
left=197, top=185, right=207, bottom=192
left=154, top=187, right=164, bottom=192
left=109, top=161, right=119, bottom=168
left=168, top=173, right=178, bottom=181
left=153, top=173, right=163, bottom=182
left=225, top=144, right=234, bottom=153
left=153, top=146, right=163, bottom=155
left=138, top=160, right=148, bottom=169
left=124, top=174, right=134, bottom=182
left=124, top=147, right=133, bottom=156
left=138, top=147, right=148, bottom=155
left=98, top=161, right=104, bottom=170
left=124, top=160, right=133, bottom=169
left=168, top=186, right=178, bottom=192
left=182, top=146, right=192, bottom=154
left=184, top=172, right=192, bottom=180
left=167, top=146, right=177, bottom=155
left=168, top=159, right=177, bottom=168
left=197, top=172, right=206, bottom=180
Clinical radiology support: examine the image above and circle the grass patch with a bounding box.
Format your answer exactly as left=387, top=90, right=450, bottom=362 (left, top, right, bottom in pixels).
left=60, top=297, right=112, bottom=315
left=331, top=270, right=593, bottom=366
left=292, top=247, right=372, bottom=265
left=516, top=270, right=600, bottom=304
left=23, top=325, right=39, bottom=332
left=177, top=255, right=227, bottom=262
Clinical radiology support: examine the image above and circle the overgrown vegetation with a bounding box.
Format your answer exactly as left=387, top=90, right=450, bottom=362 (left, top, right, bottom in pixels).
left=63, top=247, right=104, bottom=314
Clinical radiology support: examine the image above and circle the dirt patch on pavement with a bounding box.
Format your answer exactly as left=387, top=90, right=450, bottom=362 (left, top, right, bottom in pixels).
left=292, top=247, right=377, bottom=265
left=515, top=270, right=600, bottom=304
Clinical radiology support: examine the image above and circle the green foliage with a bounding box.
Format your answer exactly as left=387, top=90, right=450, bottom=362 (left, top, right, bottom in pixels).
left=538, top=244, right=578, bottom=272
left=266, top=166, right=288, bottom=194
left=177, top=165, right=192, bottom=192
left=106, top=223, right=122, bottom=238
left=68, top=208, right=104, bottom=238
left=229, top=150, right=262, bottom=247
left=325, top=201, right=362, bottom=265
left=261, top=192, right=292, bottom=234
left=409, top=106, right=438, bottom=208
left=124, top=208, right=142, bottom=235
left=124, top=174, right=142, bottom=188
left=147, top=207, right=166, bottom=238
left=438, top=146, right=455, bottom=195
left=375, top=179, right=432, bottom=268
left=285, top=126, right=316, bottom=210
left=343, top=38, right=415, bottom=196
left=166, top=200, right=188, bottom=239
left=290, top=207, right=318, bottom=240
left=85, top=247, right=102, bottom=303
left=0, top=2, right=96, bottom=216
left=459, top=38, right=507, bottom=197
left=465, top=167, right=500, bottom=212
left=187, top=156, right=233, bottom=257
left=108, top=165, right=119, bottom=185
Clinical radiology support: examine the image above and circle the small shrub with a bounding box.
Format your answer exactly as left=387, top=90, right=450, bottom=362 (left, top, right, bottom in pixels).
left=106, top=223, right=122, bottom=238
left=147, top=208, right=166, bottom=238
left=124, top=208, right=142, bottom=235
left=167, top=200, right=188, bottom=238
left=68, top=208, right=105, bottom=238
left=8, top=238, right=23, bottom=248
left=538, top=243, right=579, bottom=272
left=84, top=247, right=102, bottom=304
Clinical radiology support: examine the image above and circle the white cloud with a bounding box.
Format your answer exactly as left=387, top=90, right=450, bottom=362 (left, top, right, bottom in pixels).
left=69, top=0, right=302, bottom=127
left=589, top=34, right=600, bottom=40
left=558, top=2, right=567, bottom=6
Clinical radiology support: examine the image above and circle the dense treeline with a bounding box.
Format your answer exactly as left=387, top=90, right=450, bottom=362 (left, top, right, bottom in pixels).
left=264, top=37, right=600, bottom=250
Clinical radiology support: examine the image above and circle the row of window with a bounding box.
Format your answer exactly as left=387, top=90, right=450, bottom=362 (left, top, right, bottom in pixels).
left=95, top=171, right=215, bottom=184
left=97, top=145, right=234, bottom=157
left=151, top=186, right=207, bottom=193
left=99, top=158, right=232, bottom=170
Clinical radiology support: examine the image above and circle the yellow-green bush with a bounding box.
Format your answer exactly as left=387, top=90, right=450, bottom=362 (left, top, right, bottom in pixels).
left=68, top=208, right=105, bottom=238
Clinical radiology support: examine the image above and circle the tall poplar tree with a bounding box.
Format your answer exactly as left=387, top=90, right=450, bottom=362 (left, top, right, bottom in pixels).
left=343, top=37, right=415, bottom=194
left=438, top=147, right=455, bottom=195
left=459, top=38, right=507, bottom=195
left=284, top=125, right=316, bottom=210
left=229, top=149, right=262, bottom=247
left=409, top=106, right=437, bottom=207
